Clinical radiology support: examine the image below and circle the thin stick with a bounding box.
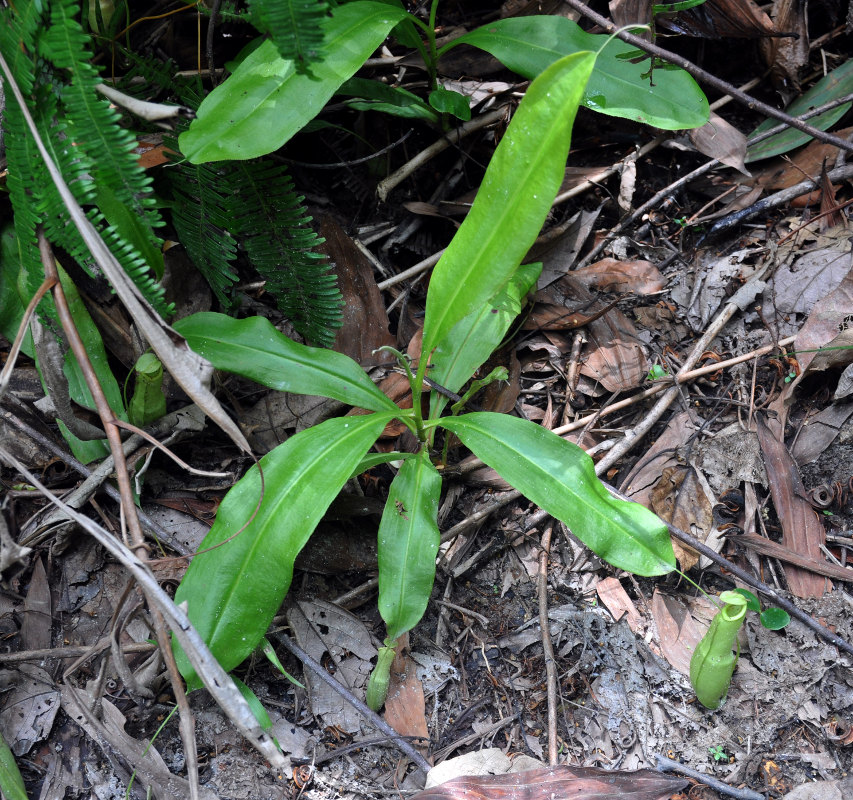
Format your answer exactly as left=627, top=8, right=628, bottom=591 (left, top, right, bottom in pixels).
left=707, top=162, right=853, bottom=236
left=0, top=403, right=193, bottom=554
left=547, top=335, right=797, bottom=439
left=577, top=90, right=853, bottom=268
left=601, top=484, right=853, bottom=659
left=377, top=250, right=444, bottom=290
left=537, top=524, right=558, bottom=765
left=0, top=640, right=155, bottom=665
left=654, top=754, right=765, bottom=800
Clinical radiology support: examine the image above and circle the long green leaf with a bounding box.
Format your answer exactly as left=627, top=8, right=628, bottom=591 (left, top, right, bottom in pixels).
left=421, top=51, right=595, bottom=358
left=745, top=59, right=853, bottom=162
left=0, top=730, right=27, bottom=800
left=439, top=413, right=675, bottom=576
left=377, top=449, right=441, bottom=641
left=428, top=262, right=540, bottom=419
left=446, top=16, right=708, bottom=129
left=174, top=312, right=398, bottom=413
left=174, top=413, right=394, bottom=688
left=179, top=1, right=407, bottom=162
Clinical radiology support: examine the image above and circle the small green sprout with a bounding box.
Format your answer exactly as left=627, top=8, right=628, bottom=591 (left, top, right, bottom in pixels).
left=709, top=744, right=728, bottom=762
left=646, top=364, right=670, bottom=381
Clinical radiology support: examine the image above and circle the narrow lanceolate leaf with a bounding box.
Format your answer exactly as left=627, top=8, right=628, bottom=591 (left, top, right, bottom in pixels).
left=174, top=313, right=398, bottom=413
left=179, top=2, right=407, bottom=162
left=378, top=449, right=442, bottom=641
left=174, top=413, right=394, bottom=688
left=440, top=413, right=675, bottom=576
left=420, top=52, right=595, bottom=357
left=429, top=262, right=541, bottom=419
left=746, top=59, right=853, bottom=162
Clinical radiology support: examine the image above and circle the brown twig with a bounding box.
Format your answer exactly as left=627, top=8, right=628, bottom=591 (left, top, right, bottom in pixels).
left=0, top=640, right=156, bottom=665
left=654, top=754, right=765, bottom=800
left=537, top=523, right=559, bottom=766
left=578, top=89, right=853, bottom=268
left=707, top=163, right=853, bottom=237
left=600, top=485, right=853, bottom=659
left=36, top=230, right=204, bottom=799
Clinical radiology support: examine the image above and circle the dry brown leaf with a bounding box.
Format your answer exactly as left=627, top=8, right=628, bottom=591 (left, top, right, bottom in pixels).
left=581, top=310, right=648, bottom=391
left=597, top=576, right=644, bottom=633
left=479, top=344, right=521, bottom=413
left=384, top=643, right=431, bottom=758
left=756, top=414, right=829, bottom=598
left=792, top=265, right=853, bottom=376
left=754, top=127, right=853, bottom=197
left=650, top=590, right=708, bottom=676
left=525, top=275, right=647, bottom=391
left=763, top=0, right=809, bottom=92
left=650, top=465, right=714, bottom=571
left=791, top=402, right=853, bottom=465
left=529, top=207, right=602, bottom=288
left=734, top=533, right=853, bottom=583
left=689, top=112, right=750, bottom=175
left=21, top=557, right=51, bottom=652
left=609, top=0, right=652, bottom=28
left=620, top=411, right=693, bottom=504
left=658, top=0, right=776, bottom=38
left=320, top=218, right=396, bottom=367
left=287, top=601, right=377, bottom=734
left=574, top=257, right=666, bottom=295
left=770, top=246, right=852, bottom=320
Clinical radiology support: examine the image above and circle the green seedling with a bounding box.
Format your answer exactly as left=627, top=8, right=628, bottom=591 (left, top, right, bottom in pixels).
left=690, top=589, right=790, bottom=710
left=171, top=47, right=677, bottom=707
left=708, top=744, right=728, bottom=762
left=646, top=363, right=670, bottom=381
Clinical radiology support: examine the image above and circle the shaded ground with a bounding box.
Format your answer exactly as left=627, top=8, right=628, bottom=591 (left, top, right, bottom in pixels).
left=2, top=1, right=853, bottom=799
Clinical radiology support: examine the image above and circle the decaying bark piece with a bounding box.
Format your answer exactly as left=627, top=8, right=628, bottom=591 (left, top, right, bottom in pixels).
left=413, top=765, right=687, bottom=800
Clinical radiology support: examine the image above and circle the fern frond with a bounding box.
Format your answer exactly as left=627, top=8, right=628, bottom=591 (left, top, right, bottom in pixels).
left=168, top=159, right=241, bottom=308
left=3, top=102, right=45, bottom=299
left=1, top=3, right=52, bottom=298
left=229, top=161, right=342, bottom=347
left=38, top=0, right=163, bottom=238
left=0, top=2, right=43, bottom=97
left=248, top=0, right=329, bottom=73
left=113, top=48, right=179, bottom=100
